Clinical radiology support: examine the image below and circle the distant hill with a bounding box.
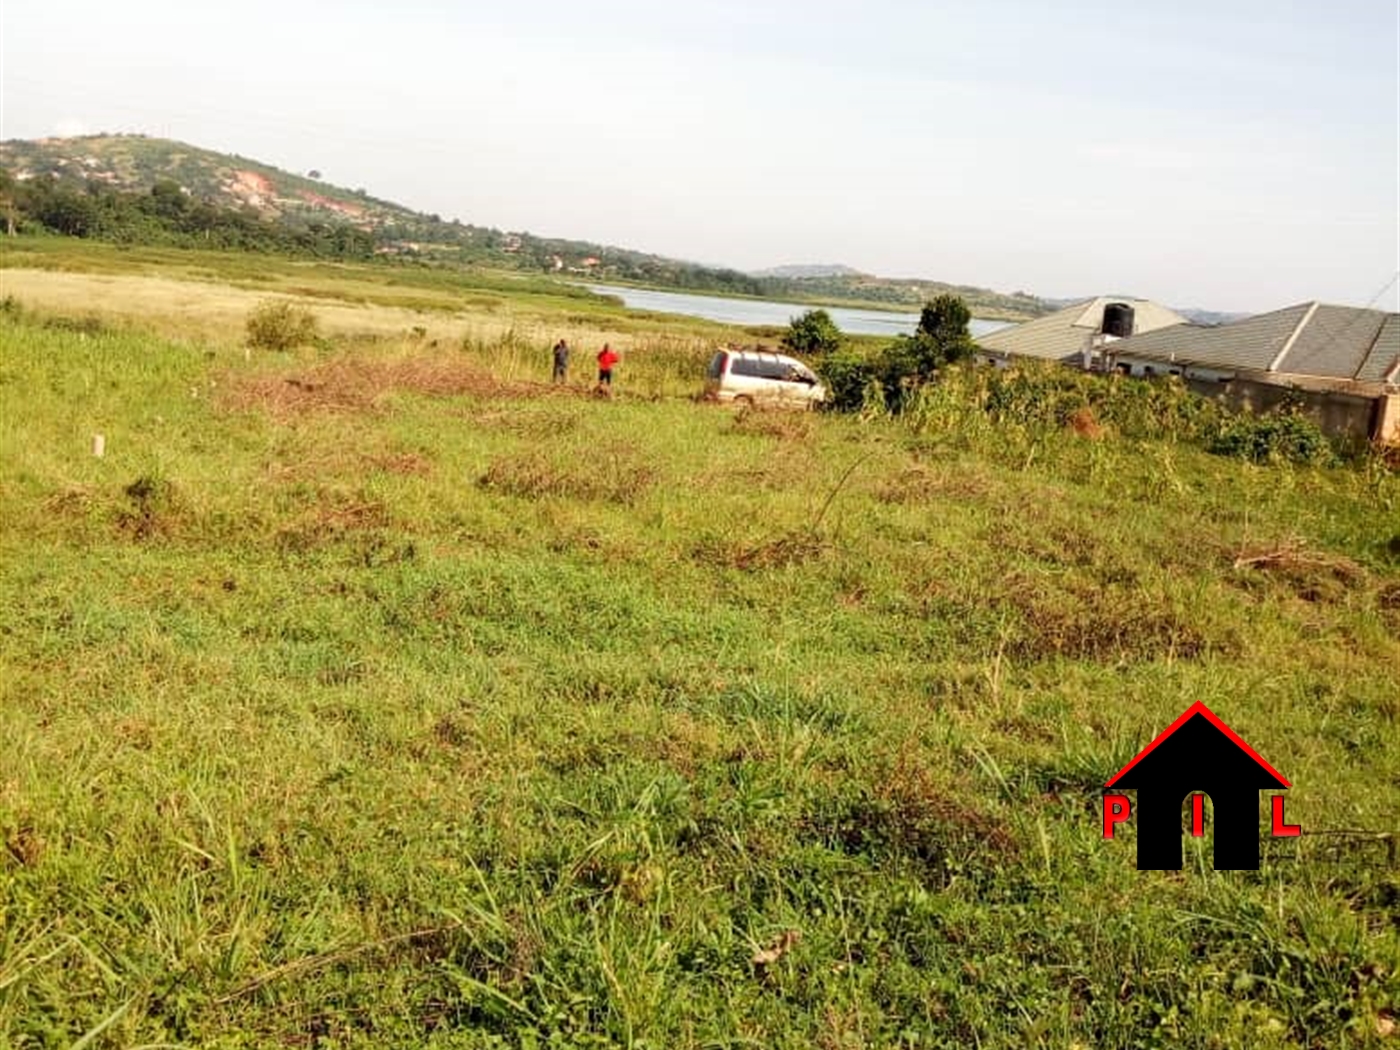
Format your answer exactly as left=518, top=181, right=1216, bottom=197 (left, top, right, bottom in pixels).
left=1176, top=307, right=1247, bottom=327
left=752, top=263, right=862, bottom=279
left=749, top=264, right=1047, bottom=321
left=757, top=271, right=1047, bottom=320
left=0, top=134, right=1047, bottom=319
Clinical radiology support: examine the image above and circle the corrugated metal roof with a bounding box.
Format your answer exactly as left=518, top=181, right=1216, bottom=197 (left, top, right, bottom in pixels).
left=977, top=297, right=1188, bottom=362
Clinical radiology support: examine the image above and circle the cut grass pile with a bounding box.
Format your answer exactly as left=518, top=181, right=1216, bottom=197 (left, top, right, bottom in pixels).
left=1, top=253, right=1398, bottom=1048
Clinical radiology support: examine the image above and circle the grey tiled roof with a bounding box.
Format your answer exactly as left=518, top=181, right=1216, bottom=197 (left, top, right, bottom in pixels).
left=1355, top=314, right=1400, bottom=383
left=1281, top=306, right=1385, bottom=379
left=1110, top=301, right=1399, bottom=384
left=1085, top=322, right=1207, bottom=362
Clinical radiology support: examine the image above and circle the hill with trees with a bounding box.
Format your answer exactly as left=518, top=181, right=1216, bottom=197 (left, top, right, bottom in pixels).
left=0, top=134, right=1048, bottom=318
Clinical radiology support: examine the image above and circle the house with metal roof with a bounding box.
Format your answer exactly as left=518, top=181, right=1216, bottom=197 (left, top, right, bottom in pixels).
left=975, top=296, right=1189, bottom=365
left=974, top=297, right=1399, bottom=443
left=1104, top=303, right=1399, bottom=442
left=1105, top=302, right=1399, bottom=386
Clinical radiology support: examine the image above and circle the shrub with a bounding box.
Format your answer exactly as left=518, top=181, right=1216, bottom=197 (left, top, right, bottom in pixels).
left=819, top=348, right=880, bottom=412
left=1208, top=411, right=1337, bottom=466
left=783, top=309, right=842, bottom=355
left=245, top=300, right=320, bottom=351
left=819, top=296, right=979, bottom=415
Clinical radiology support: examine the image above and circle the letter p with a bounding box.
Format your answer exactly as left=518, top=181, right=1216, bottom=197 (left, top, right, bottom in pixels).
left=1103, top=794, right=1132, bottom=838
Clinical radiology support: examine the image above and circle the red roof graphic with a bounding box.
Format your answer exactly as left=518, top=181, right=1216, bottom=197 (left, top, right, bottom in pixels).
left=1105, top=701, right=1290, bottom=789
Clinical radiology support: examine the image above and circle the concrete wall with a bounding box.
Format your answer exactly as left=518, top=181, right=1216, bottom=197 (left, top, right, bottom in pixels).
left=1185, top=377, right=1383, bottom=442
left=1375, top=393, right=1400, bottom=444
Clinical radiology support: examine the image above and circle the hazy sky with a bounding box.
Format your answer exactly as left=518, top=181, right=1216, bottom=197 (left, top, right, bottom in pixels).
left=3, top=0, right=1397, bottom=312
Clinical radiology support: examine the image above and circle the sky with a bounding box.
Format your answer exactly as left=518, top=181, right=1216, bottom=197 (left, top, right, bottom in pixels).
left=2, top=0, right=1397, bottom=313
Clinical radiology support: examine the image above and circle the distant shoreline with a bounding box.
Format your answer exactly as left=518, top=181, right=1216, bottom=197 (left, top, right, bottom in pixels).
left=566, top=277, right=1037, bottom=324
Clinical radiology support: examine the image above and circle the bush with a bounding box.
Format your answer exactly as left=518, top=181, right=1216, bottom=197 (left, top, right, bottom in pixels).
left=784, top=309, right=842, bottom=355
left=818, top=296, right=980, bottom=415
left=245, top=300, right=320, bottom=351
left=819, top=348, right=881, bottom=412
left=1208, top=411, right=1336, bottom=466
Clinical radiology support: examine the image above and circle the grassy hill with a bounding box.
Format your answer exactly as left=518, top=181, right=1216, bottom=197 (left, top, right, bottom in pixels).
left=1, top=242, right=1396, bottom=1048
left=0, top=135, right=1048, bottom=320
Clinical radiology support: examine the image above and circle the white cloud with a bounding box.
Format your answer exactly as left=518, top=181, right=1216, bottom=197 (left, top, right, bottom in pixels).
left=53, top=118, right=89, bottom=138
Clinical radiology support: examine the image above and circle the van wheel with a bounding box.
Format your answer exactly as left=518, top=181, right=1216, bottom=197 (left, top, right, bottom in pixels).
left=734, top=395, right=754, bottom=408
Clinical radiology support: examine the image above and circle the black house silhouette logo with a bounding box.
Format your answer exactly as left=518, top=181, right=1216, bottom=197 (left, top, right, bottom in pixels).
left=1103, top=702, right=1298, bottom=870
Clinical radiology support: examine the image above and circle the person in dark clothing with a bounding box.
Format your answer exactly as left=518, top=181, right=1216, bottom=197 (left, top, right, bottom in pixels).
left=552, top=339, right=570, bottom=383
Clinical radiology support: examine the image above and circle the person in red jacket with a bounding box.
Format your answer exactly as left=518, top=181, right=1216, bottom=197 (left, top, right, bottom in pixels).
left=596, top=343, right=620, bottom=388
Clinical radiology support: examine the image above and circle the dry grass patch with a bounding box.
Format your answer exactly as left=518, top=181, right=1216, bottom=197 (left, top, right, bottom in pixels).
left=272, top=490, right=391, bottom=552
left=995, top=572, right=1224, bottom=662
left=873, top=463, right=995, bottom=504
left=364, top=451, right=434, bottom=477
left=727, top=406, right=817, bottom=442
left=224, top=355, right=557, bottom=421
left=691, top=529, right=830, bottom=572
left=1230, top=538, right=1369, bottom=604
left=478, top=451, right=655, bottom=506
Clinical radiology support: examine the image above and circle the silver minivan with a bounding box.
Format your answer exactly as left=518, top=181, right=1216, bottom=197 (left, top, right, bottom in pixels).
left=704, top=348, right=827, bottom=408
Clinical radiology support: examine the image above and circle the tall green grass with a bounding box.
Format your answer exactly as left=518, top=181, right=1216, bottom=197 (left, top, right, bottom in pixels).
left=1, top=303, right=1397, bottom=1048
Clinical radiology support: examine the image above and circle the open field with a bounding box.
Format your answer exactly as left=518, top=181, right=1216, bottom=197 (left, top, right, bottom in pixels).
left=1, top=244, right=1398, bottom=1048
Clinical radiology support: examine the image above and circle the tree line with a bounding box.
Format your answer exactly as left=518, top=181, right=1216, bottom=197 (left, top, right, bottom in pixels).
left=0, top=171, right=378, bottom=259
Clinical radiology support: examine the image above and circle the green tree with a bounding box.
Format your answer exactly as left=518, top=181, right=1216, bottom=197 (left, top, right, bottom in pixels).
left=821, top=294, right=979, bottom=414
left=918, top=294, right=974, bottom=356
left=784, top=308, right=843, bottom=355
left=889, top=294, right=977, bottom=386
left=146, top=179, right=189, bottom=221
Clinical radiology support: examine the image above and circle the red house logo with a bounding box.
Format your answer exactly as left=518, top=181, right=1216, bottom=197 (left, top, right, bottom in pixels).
left=1103, top=702, right=1300, bottom=870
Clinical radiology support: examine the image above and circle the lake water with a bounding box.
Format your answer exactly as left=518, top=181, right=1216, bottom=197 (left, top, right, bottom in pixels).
left=587, top=284, right=1011, bottom=339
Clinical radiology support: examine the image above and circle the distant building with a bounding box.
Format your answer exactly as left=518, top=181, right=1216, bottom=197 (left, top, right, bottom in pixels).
left=1104, top=302, right=1397, bottom=384
left=978, top=298, right=1399, bottom=444
left=976, top=296, right=1189, bottom=366
left=1104, top=303, right=1399, bottom=443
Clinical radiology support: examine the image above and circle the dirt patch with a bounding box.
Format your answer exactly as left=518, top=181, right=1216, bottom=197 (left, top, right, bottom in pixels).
left=223, top=355, right=564, bottom=421
left=1067, top=406, right=1104, bottom=439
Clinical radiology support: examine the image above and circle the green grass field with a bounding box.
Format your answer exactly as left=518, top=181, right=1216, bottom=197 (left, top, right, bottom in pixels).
left=1, top=243, right=1398, bottom=1048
